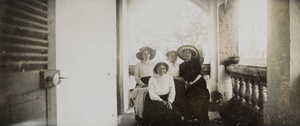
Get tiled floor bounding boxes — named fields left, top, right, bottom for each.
left=118, top=107, right=222, bottom=126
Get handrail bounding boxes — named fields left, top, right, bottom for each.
left=226, top=64, right=267, bottom=83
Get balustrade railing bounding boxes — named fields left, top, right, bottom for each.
left=224, top=64, right=267, bottom=126
left=226, top=64, right=267, bottom=112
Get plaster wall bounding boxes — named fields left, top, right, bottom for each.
left=218, top=0, right=239, bottom=65
left=265, top=0, right=300, bottom=125
left=266, top=0, right=290, bottom=124
left=289, top=0, right=300, bottom=123
left=56, top=0, right=118, bottom=125
left=217, top=0, right=240, bottom=100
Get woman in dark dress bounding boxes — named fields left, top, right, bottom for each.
left=177, top=45, right=210, bottom=125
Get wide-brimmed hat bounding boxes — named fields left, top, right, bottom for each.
left=165, top=50, right=177, bottom=57
left=177, top=45, right=199, bottom=60
left=136, top=46, right=156, bottom=60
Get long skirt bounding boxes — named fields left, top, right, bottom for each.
left=143, top=94, right=181, bottom=125
left=134, top=76, right=151, bottom=120
left=172, top=79, right=190, bottom=118
left=186, top=77, right=210, bottom=124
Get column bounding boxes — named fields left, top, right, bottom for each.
left=209, top=0, right=219, bottom=91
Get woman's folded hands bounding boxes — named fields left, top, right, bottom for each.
left=162, top=100, right=173, bottom=110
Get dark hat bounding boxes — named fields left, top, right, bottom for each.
left=177, top=45, right=199, bottom=60
left=136, top=46, right=156, bottom=60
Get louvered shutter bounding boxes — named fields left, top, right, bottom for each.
left=0, top=0, right=49, bottom=72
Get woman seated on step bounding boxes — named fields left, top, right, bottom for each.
left=130, top=46, right=156, bottom=121
left=177, top=45, right=210, bottom=125
left=165, top=50, right=190, bottom=119
left=143, top=62, right=181, bottom=125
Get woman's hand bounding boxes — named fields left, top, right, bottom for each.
left=162, top=100, right=173, bottom=110
left=162, top=100, right=168, bottom=106
left=139, top=82, right=145, bottom=87
left=184, top=81, right=191, bottom=88
left=166, top=102, right=173, bottom=110
left=174, top=76, right=184, bottom=81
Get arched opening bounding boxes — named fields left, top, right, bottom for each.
left=128, top=0, right=210, bottom=65
left=127, top=0, right=211, bottom=98
left=120, top=0, right=212, bottom=123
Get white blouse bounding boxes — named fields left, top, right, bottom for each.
left=148, top=74, right=175, bottom=103
left=134, top=60, right=155, bottom=84
left=166, top=61, right=179, bottom=77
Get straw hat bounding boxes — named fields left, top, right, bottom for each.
left=177, top=45, right=199, bottom=60
left=165, top=50, right=177, bottom=57
left=136, top=46, right=156, bottom=60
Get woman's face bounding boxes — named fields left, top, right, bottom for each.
left=184, top=50, right=192, bottom=61
left=142, top=50, right=150, bottom=61
left=156, top=65, right=167, bottom=76
left=168, top=52, right=177, bottom=62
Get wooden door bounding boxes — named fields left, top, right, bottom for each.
left=0, top=0, right=58, bottom=125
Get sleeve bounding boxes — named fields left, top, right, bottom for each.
left=193, top=60, right=203, bottom=76
left=134, top=63, right=141, bottom=84
left=167, top=76, right=176, bottom=103
left=148, top=77, right=163, bottom=101
left=179, top=63, right=184, bottom=78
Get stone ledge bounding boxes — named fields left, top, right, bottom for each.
left=225, top=64, right=267, bottom=83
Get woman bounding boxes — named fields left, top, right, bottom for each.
left=131, top=46, right=156, bottom=121
left=143, top=62, right=180, bottom=125
left=134, top=46, right=156, bottom=87
left=165, top=51, right=180, bottom=78
left=177, top=45, right=210, bottom=125
left=165, top=51, right=188, bottom=118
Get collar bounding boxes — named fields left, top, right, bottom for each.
left=142, top=60, right=152, bottom=65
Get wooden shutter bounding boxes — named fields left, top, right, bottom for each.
left=0, top=0, right=49, bottom=72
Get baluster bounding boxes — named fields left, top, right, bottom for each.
left=251, top=80, right=259, bottom=111
left=231, top=76, right=235, bottom=98
left=233, top=76, right=240, bottom=99
left=258, top=82, right=267, bottom=112
left=244, top=79, right=252, bottom=105
left=238, top=77, right=246, bottom=103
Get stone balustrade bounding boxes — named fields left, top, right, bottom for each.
left=223, top=64, right=267, bottom=126
left=226, top=64, right=267, bottom=112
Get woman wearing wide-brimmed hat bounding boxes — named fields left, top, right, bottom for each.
left=177, top=45, right=210, bottom=125
left=164, top=50, right=189, bottom=119
left=134, top=46, right=156, bottom=88
left=131, top=46, right=156, bottom=123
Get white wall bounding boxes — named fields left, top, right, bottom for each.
left=56, top=0, right=117, bottom=125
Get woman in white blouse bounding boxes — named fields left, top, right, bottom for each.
left=132, top=46, right=156, bottom=122
left=134, top=46, right=156, bottom=87
left=166, top=51, right=179, bottom=77
left=165, top=50, right=189, bottom=120
left=143, top=62, right=180, bottom=125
